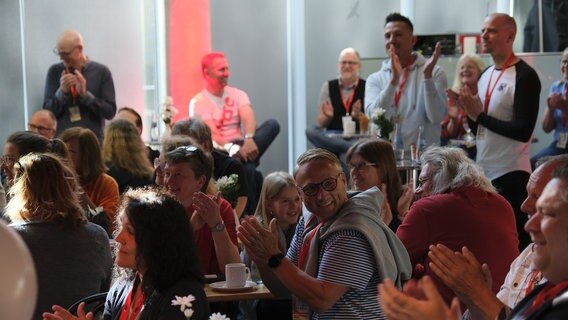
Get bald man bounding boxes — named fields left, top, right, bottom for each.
left=43, top=30, right=116, bottom=139
left=28, top=110, right=57, bottom=139
left=459, top=13, right=541, bottom=251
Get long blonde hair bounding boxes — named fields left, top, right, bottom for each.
left=5, top=153, right=85, bottom=225
left=103, top=120, right=153, bottom=178
left=254, top=171, right=297, bottom=227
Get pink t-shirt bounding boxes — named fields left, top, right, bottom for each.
left=189, top=86, right=251, bottom=144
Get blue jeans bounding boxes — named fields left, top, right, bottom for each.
left=305, top=125, right=354, bottom=176
left=531, top=141, right=568, bottom=169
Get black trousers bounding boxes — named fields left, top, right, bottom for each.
left=492, top=170, right=531, bottom=251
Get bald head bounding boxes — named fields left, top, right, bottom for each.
left=55, top=30, right=86, bottom=69
left=521, top=155, right=568, bottom=215
left=28, top=110, right=57, bottom=139
left=57, top=30, right=83, bottom=50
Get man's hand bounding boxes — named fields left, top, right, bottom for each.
left=351, top=99, right=362, bottom=118
left=237, top=216, right=281, bottom=262
left=192, top=191, right=222, bottom=229
left=74, top=69, right=87, bottom=96
left=239, top=138, right=259, bottom=162
left=321, top=100, right=334, bottom=119
left=389, top=44, right=402, bottom=86
left=459, top=85, right=483, bottom=121
left=428, top=244, right=492, bottom=302
left=59, top=71, right=78, bottom=94
left=379, top=277, right=461, bottom=320
left=424, top=42, right=442, bottom=79
left=42, top=303, right=93, bottom=320
left=548, top=92, right=568, bottom=111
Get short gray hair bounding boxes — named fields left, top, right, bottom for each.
left=421, top=146, right=494, bottom=195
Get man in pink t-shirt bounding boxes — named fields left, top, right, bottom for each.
left=189, top=52, right=279, bottom=164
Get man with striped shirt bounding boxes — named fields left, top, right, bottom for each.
left=239, top=148, right=411, bottom=319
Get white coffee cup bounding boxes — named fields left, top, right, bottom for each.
left=225, top=263, right=250, bottom=288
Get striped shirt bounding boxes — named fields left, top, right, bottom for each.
left=288, top=216, right=384, bottom=319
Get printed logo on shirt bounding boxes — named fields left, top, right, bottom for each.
left=497, top=83, right=507, bottom=91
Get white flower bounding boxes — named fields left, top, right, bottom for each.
left=171, top=294, right=196, bottom=312
left=372, top=108, right=387, bottom=120
left=209, top=312, right=231, bottom=320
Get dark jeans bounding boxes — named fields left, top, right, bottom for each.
left=492, top=170, right=531, bottom=251
left=530, top=141, right=568, bottom=169
left=233, top=119, right=280, bottom=216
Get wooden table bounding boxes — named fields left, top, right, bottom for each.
left=205, top=283, right=274, bottom=302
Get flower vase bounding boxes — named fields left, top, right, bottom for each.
left=378, top=127, right=390, bottom=141
left=369, top=123, right=378, bottom=137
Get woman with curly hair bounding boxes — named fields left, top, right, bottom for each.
left=60, top=127, right=120, bottom=233
left=7, top=153, right=112, bottom=320
left=103, top=119, right=154, bottom=193
left=44, top=187, right=208, bottom=320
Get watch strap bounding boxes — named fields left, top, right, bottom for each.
left=268, top=252, right=285, bottom=268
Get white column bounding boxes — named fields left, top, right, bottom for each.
left=496, top=0, right=511, bottom=14
left=400, top=0, right=415, bottom=23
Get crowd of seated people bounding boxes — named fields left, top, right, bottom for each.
left=5, top=8, right=568, bottom=320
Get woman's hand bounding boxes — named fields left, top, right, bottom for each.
left=42, top=302, right=93, bottom=320
left=192, top=192, right=222, bottom=229
left=397, top=183, right=415, bottom=221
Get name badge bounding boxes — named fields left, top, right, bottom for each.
left=557, top=132, right=568, bottom=149
left=477, top=126, right=486, bottom=141
left=69, top=106, right=82, bottom=122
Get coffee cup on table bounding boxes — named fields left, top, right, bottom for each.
left=225, top=263, right=250, bottom=288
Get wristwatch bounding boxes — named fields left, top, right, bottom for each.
left=268, top=252, right=285, bottom=269
left=244, top=133, right=255, bottom=139
left=210, top=221, right=225, bottom=232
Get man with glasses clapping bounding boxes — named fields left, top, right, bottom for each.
left=238, top=148, right=411, bottom=319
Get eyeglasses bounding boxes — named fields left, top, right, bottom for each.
left=417, top=177, right=430, bottom=189
left=175, top=145, right=200, bottom=154
left=347, top=162, right=376, bottom=172
left=339, top=61, right=359, bottom=66
left=169, top=145, right=207, bottom=166
left=299, top=173, right=342, bottom=197
left=52, top=46, right=78, bottom=57
left=28, top=123, right=54, bottom=134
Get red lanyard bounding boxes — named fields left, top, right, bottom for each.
left=339, top=80, right=358, bottom=115
left=66, top=67, right=78, bottom=105
left=120, top=274, right=146, bottom=320
left=394, top=58, right=414, bottom=110
left=527, top=280, right=568, bottom=315
left=483, top=54, right=515, bottom=113
left=524, top=270, right=542, bottom=296
left=297, top=216, right=322, bottom=269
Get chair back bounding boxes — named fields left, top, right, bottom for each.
left=68, top=292, right=108, bottom=318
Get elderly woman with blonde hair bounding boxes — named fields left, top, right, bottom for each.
left=396, top=146, right=519, bottom=306
left=6, top=153, right=112, bottom=320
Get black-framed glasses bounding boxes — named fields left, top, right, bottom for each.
left=299, top=173, right=342, bottom=197
left=170, top=145, right=207, bottom=165
left=347, top=162, right=376, bottom=172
